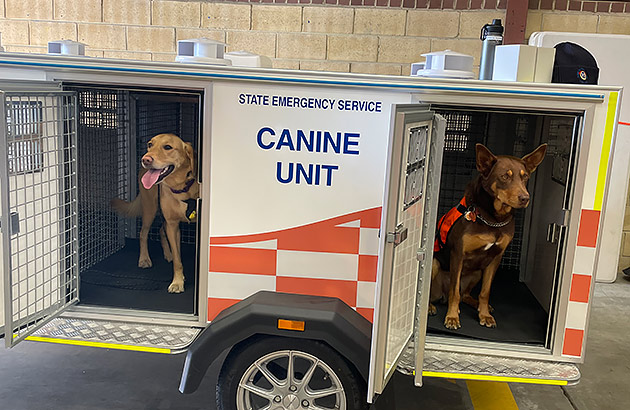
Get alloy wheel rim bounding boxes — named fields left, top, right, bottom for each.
left=236, top=349, right=346, bottom=410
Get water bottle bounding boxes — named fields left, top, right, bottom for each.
left=479, top=19, right=504, bottom=80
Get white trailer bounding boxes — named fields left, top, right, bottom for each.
left=0, top=51, right=622, bottom=409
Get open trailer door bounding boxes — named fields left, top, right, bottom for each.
left=367, top=104, right=445, bottom=401
left=0, top=83, right=79, bottom=347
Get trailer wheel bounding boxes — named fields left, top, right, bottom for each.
left=216, top=336, right=367, bottom=410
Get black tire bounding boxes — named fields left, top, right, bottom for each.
left=216, top=336, right=368, bottom=410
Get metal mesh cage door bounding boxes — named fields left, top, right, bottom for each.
left=0, top=91, right=79, bottom=347
left=368, top=106, right=444, bottom=401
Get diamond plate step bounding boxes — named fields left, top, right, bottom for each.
left=423, top=350, right=580, bottom=384
left=28, top=318, right=202, bottom=354
left=398, top=341, right=580, bottom=385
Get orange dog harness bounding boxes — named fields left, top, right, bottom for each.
left=434, top=197, right=469, bottom=252
left=434, top=196, right=514, bottom=252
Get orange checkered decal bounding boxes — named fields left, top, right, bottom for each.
left=563, top=209, right=600, bottom=357
left=207, top=208, right=381, bottom=323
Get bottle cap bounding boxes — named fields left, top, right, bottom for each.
left=481, top=19, right=504, bottom=40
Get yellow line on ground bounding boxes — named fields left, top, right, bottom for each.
left=466, top=380, right=519, bottom=410
left=25, top=336, right=171, bottom=354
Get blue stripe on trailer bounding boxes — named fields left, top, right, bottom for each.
left=0, top=59, right=605, bottom=100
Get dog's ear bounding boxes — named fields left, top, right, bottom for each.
left=184, top=142, right=196, bottom=177
left=476, top=144, right=497, bottom=177
left=522, top=143, right=547, bottom=173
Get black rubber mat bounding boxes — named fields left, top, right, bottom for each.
left=79, top=238, right=196, bottom=314
left=427, top=271, right=548, bottom=345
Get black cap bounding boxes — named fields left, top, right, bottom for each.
left=481, top=19, right=504, bottom=40
left=487, top=19, right=503, bottom=34
left=552, top=42, right=599, bottom=85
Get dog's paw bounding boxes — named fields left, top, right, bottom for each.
left=444, top=316, right=461, bottom=330
left=168, top=281, right=185, bottom=293
left=479, top=314, right=497, bottom=328
left=428, top=303, right=437, bottom=316
left=138, top=257, right=152, bottom=268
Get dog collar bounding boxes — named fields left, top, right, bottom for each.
left=464, top=205, right=512, bottom=228
left=170, top=179, right=195, bottom=194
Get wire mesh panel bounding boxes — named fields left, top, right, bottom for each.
left=370, top=107, right=439, bottom=399
left=434, top=109, right=487, bottom=224
left=135, top=96, right=199, bottom=245
left=1, top=91, right=78, bottom=346
left=67, top=87, right=129, bottom=273
left=385, top=124, right=429, bottom=371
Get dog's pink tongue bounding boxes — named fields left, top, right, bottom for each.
left=142, top=169, right=161, bottom=189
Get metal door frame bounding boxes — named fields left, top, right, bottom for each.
left=414, top=114, right=446, bottom=386
left=47, top=73, right=210, bottom=327
left=415, top=93, right=601, bottom=363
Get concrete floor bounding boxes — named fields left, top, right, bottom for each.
left=0, top=274, right=628, bottom=409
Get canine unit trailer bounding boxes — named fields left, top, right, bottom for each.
left=0, top=51, right=623, bottom=408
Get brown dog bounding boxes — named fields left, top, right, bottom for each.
left=111, top=133, right=199, bottom=293
left=429, top=143, right=547, bottom=329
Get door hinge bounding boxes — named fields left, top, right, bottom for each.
left=386, top=224, right=408, bottom=246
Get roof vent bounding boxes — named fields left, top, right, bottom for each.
left=176, top=38, right=231, bottom=66
left=225, top=51, right=272, bottom=68
left=48, top=40, right=86, bottom=56
left=412, top=49, right=474, bottom=79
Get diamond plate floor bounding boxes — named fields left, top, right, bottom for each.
left=398, top=340, right=579, bottom=384
left=423, top=350, right=580, bottom=382
left=31, top=317, right=201, bottom=352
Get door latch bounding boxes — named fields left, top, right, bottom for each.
left=547, top=223, right=563, bottom=244
left=386, top=224, right=408, bottom=246
left=0, top=212, right=19, bottom=236
left=416, top=249, right=425, bottom=262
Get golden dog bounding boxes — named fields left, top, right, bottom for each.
left=111, top=133, right=199, bottom=293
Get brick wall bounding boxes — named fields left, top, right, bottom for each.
left=1, top=1, right=629, bottom=73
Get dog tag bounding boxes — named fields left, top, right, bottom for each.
left=464, top=210, right=476, bottom=222
left=185, top=199, right=197, bottom=221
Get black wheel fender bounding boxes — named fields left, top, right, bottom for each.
left=179, top=291, right=372, bottom=394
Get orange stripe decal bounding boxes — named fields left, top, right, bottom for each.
left=358, top=255, right=378, bottom=282
left=277, top=223, right=360, bottom=254
left=208, top=297, right=241, bottom=321
left=576, top=209, right=600, bottom=248
left=356, top=307, right=374, bottom=323
left=209, top=246, right=277, bottom=275
left=360, top=208, right=382, bottom=228
left=276, top=277, right=357, bottom=307
left=563, top=328, right=584, bottom=357
left=569, top=273, right=592, bottom=304
left=210, top=207, right=381, bottom=248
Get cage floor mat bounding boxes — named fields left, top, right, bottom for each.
left=79, top=239, right=196, bottom=314
left=427, top=275, right=548, bottom=345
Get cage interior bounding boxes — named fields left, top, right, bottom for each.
left=427, top=107, right=578, bottom=347
left=68, top=85, right=201, bottom=315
